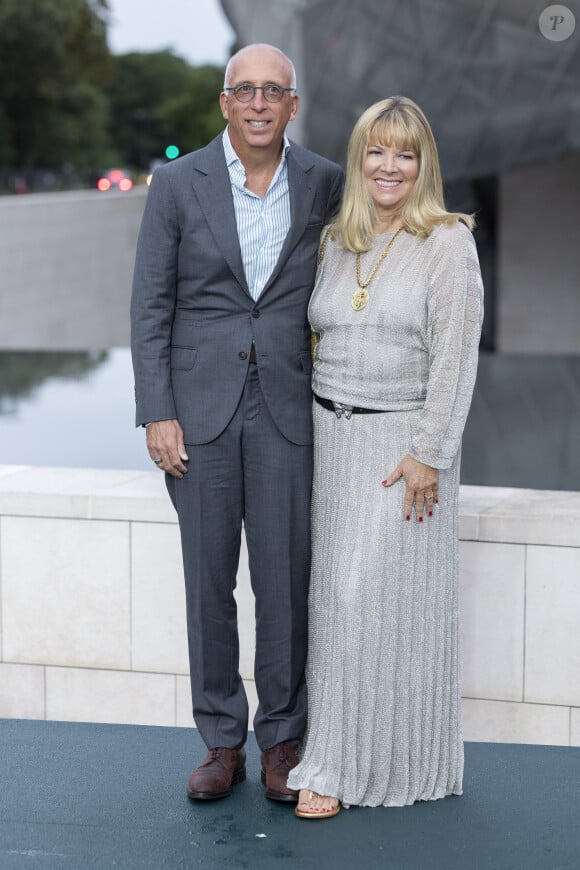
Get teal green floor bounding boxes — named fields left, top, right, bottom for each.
left=1, top=719, right=579, bottom=869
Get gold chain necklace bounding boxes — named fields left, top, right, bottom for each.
left=352, top=227, right=404, bottom=311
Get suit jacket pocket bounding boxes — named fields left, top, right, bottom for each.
left=170, top=346, right=198, bottom=371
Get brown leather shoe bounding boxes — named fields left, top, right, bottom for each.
left=260, top=742, right=299, bottom=802
left=187, top=747, right=246, bottom=800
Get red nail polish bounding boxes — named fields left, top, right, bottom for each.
left=418, top=516, right=423, bottom=522
left=435, top=498, right=439, bottom=504
left=429, top=511, right=433, bottom=517
left=405, top=515, right=411, bottom=521
left=382, top=480, right=389, bottom=486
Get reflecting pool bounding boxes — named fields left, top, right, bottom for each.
left=0, top=349, right=149, bottom=471
left=462, top=353, right=580, bottom=491
left=1, top=350, right=579, bottom=489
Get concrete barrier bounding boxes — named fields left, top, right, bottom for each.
left=3, top=155, right=580, bottom=355
left=0, top=188, right=147, bottom=349
left=0, top=465, right=578, bottom=746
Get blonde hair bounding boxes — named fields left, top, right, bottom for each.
left=333, top=96, right=474, bottom=252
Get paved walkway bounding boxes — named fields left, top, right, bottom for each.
left=1, top=719, right=579, bottom=869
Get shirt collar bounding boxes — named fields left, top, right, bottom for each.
left=222, top=127, right=291, bottom=168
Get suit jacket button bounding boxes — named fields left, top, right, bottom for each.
left=239, top=351, right=248, bottom=360
left=252, top=310, right=260, bottom=318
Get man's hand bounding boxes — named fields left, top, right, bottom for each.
left=146, top=419, right=189, bottom=478
left=382, top=454, right=438, bottom=521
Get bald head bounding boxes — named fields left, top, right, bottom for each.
left=224, top=44, right=297, bottom=91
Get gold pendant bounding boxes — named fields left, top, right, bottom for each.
left=352, top=288, right=369, bottom=311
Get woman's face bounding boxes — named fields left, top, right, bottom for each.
left=363, top=141, right=419, bottom=221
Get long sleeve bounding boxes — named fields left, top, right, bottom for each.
left=409, top=223, right=483, bottom=469
left=130, top=167, right=181, bottom=427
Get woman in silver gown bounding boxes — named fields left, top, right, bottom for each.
left=288, top=97, right=483, bottom=818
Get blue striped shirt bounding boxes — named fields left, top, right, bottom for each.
left=223, top=128, right=291, bottom=301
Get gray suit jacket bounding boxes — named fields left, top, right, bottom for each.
left=131, top=134, right=343, bottom=445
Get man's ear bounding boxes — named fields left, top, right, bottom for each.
left=289, top=94, right=299, bottom=122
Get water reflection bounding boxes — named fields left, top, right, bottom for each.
left=0, top=349, right=148, bottom=471
left=462, top=354, right=580, bottom=491
left=0, top=350, right=579, bottom=489
left=0, top=351, right=107, bottom=414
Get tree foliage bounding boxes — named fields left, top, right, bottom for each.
left=0, top=0, right=226, bottom=179
left=0, top=0, right=112, bottom=169
left=107, top=51, right=191, bottom=169
left=107, top=53, right=225, bottom=169
left=162, top=65, right=226, bottom=155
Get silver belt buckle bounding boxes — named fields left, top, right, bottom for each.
left=332, top=402, right=353, bottom=420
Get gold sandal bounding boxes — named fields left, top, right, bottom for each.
left=294, top=790, right=341, bottom=820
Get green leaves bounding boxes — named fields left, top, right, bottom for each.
left=0, top=1, right=226, bottom=180
left=107, top=53, right=225, bottom=170
left=0, top=0, right=111, bottom=170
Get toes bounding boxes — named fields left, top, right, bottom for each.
left=314, top=795, right=338, bottom=814
left=297, top=790, right=339, bottom=816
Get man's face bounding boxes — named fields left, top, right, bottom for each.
left=220, top=47, right=299, bottom=155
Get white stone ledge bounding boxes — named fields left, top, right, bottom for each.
left=1, top=466, right=579, bottom=744
left=0, top=466, right=177, bottom=523
left=1, top=468, right=579, bottom=546
left=571, top=709, right=580, bottom=746
left=459, top=485, right=580, bottom=546
left=462, top=694, right=575, bottom=709
left=461, top=697, right=573, bottom=746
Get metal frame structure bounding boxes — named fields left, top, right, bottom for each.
left=220, top=0, right=580, bottom=179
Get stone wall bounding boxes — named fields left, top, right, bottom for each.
left=0, top=189, right=146, bottom=349
left=0, top=466, right=578, bottom=745
left=497, top=152, right=580, bottom=354
left=3, top=153, right=580, bottom=354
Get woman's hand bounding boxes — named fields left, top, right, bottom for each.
left=382, top=455, right=438, bottom=521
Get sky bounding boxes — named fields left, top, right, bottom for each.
left=106, top=0, right=235, bottom=66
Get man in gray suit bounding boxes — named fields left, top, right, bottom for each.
left=131, top=44, right=343, bottom=802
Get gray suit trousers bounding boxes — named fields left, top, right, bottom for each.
left=166, top=364, right=312, bottom=751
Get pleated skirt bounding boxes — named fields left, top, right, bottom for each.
left=287, top=401, right=464, bottom=807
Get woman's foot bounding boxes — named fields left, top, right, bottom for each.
left=295, top=789, right=341, bottom=819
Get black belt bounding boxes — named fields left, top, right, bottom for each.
left=314, top=394, right=387, bottom=419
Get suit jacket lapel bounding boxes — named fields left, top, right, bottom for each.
left=260, top=145, right=316, bottom=297
left=191, top=138, right=250, bottom=297
left=191, top=137, right=316, bottom=301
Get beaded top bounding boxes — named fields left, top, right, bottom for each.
left=309, top=221, right=484, bottom=469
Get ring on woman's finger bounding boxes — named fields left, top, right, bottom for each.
left=152, top=458, right=163, bottom=465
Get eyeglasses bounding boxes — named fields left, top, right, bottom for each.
left=224, top=84, right=295, bottom=103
